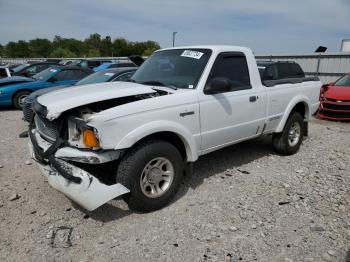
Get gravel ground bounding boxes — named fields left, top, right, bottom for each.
left=0, top=109, right=349, bottom=262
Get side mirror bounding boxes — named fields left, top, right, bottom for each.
left=204, top=77, right=231, bottom=94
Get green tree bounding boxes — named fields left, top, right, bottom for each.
left=85, top=33, right=101, bottom=51
left=3, top=34, right=161, bottom=58
left=49, top=47, right=77, bottom=58
left=143, top=47, right=156, bottom=56
left=52, top=36, right=87, bottom=57
left=100, top=36, right=112, bottom=56
left=28, top=38, right=52, bottom=57
left=0, top=44, right=3, bottom=57
left=6, top=40, right=31, bottom=57
left=86, top=49, right=101, bottom=57
left=112, top=38, right=129, bottom=56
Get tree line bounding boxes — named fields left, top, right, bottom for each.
left=0, top=33, right=161, bottom=58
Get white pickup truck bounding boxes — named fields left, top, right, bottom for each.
left=29, top=46, right=321, bottom=212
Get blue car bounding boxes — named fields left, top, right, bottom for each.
left=22, top=67, right=137, bottom=122
left=0, top=65, right=92, bottom=109
left=93, top=62, right=137, bottom=72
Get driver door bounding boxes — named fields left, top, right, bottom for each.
left=199, top=52, right=266, bottom=152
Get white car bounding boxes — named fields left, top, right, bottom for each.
left=29, top=46, right=321, bottom=212
left=0, top=66, right=11, bottom=78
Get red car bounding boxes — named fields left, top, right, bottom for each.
left=318, top=73, right=350, bottom=121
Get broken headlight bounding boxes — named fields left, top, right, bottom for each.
left=68, top=116, right=100, bottom=150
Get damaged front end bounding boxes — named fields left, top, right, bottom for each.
left=29, top=82, right=174, bottom=211
left=28, top=107, right=129, bottom=211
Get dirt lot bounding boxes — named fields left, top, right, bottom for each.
left=0, top=109, right=349, bottom=262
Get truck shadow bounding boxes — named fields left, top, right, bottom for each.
left=72, top=200, right=133, bottom=223
left=173, top=135, right=276, bottom=202
left=0, top=106, right=18, bottom=112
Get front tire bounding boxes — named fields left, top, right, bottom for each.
left=272, top=112, right=305, bottom=155
left=116, top=140, right=184, bottom=212
left=13, top=90, right=31, bottom=110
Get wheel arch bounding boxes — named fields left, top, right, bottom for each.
left=276, top=97, right=310, bottom=133
left=115, top=121, right=199, bottom=162
left=12, top=89, right=33, bottom=105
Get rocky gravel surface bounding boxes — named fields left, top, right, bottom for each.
left=0, top=109, right=349, bottom=262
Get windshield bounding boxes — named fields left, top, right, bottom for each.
left=131, top=48, right=212, bottom=89
left=76, top=69, right=115, bottom=85
left=335, top=74, right=350, bottom=86
left=32, top=67, right=59, bottom=81
left=12, top=64, right=29, bottom=73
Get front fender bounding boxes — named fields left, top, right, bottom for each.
left=275, top=95, right=310, bottom=133
left=115, top=120, right=199, bottom=162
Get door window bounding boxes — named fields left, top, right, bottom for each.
left=54, top=70, right=88, bottom=81
left=208, top=52, right=251, bottom=91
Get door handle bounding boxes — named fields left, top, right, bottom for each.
left=249, top=96, right=258, bottom=102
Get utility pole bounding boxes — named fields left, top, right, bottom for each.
left=172, top=32, right=177, bottom=47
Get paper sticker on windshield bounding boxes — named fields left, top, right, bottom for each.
left=181, top=50, right=204, bottom=59
left=50, top=69, right=57, bottom=72
left=104, top=73, right=114, bottom=76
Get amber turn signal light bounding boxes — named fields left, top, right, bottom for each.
left=83, top=129, right=100, bottom=148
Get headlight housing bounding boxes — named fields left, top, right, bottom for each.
left=83, top=129, right=100, bottom=149
left=68, top=116, right=100, bottom=150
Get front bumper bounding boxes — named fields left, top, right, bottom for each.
left=29, top=128, right=129, bottom=211
left=318, top=100, right=350, bottom=121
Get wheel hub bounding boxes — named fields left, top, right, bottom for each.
left=140, top=157, right=174, bottom=198
left=288, top=122, right=301, bottom=147
left=147, top=168, right=162, bottom=184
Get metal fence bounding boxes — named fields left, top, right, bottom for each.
left=256, top=52, right=350, bottom=84
left=0, top=57, right=133, bottom=65
left=2, top=53, right=350, bottom=84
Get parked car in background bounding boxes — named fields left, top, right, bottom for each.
left=7, top=63, right=22, bottom=70
left=22, top=67, right=137, bottom=122
left=75, top=59, right=113, bottom=69
left=59, top=59, right=76, bottom=66
left=0, top=66, right=92, bottom=109
left=28, top=45, right=321, bottom=212
left=0, top=66, right=11, bottom=78
left=318, top=72, right=350, bottom=121
left=93, top=56, right=144, bottom=71
left=257, top=61, right=305, bottom=84
left=11, top=62, right=59, bottom=78
left=93, top=62, right=137, bottom=72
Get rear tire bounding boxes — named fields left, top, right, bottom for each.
left=116, top=139, right=184, bottom=212
left=13, top=90, right=31, bottom=110
left=272, top=112, right=305, bottom=155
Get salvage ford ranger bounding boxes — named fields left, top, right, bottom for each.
left=29, top=46, right=321, bottom=212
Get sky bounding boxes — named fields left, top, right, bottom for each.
left=0, top=0, right=349, bottom=54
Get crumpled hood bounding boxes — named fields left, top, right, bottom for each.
left=324, top=85, right=350, bottom=101
left=37, top=81, right=156, bottom=120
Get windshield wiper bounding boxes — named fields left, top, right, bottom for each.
left=140, top=80, right=177, bottom=90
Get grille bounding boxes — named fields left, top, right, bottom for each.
left=323, top=103, right=350, bottom=111
left=35, top=115, right=59, bottom=142
left=326, top=98, right=350, bottom=103
left=22, top=97, right=34, bottom=122
left=321, top=110, right=350, bottom=119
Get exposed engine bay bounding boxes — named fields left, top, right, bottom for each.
left=68, top=88, right=171, bottom=120
left=63, top=88, right=172, bottom=149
